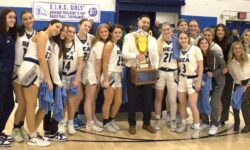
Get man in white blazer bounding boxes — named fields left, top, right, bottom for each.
left=122, top=15, right=159, bottom=135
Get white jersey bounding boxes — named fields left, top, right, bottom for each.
left=75, top=33, right=94, bottom=62
left=82, top=41, right=104, bottom=84
left=190, top=34, right=201, bottom=46
left=178, top=45, right=203, bottom=76
left=159, top=41, right=178, bottom=69
left=62, top=41, right=83, bottom=75
left=24, top=37, right=51, bottom=61
left=15, top=30, right=35, bottom=65
left=48, top=42, right=63, bottom=86
left=108, top=43, right=123, bottom=73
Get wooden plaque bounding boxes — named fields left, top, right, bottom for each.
left=129, top=67, right=157, bottom=85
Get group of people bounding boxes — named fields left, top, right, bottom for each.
left=0, top=8, right=250, bottom=147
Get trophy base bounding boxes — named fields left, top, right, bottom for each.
left=130, top=67, right=157, bottom=85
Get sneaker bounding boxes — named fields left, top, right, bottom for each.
left=161, top=110, right=167, bottom=120
left=67, top=122, right=76, bottom=135
left=165, top=113, right=171, bottom=126
left=0, top=133, right=13, bottom=142
left=176, top=124, right=187, bottom=133
left=86, top=122, right=103, bottom=132
left=58, top=120, right=66, bottom=134
left=208, top=125, right=218, bottom=135
left=47, top=132, right=67, bottom=142
left=27, top=136, right=50, bottom=147
left=73, top=117, right=80, bottom=129
left=94, top=118, right=103, bottom=127
left=191, top=129, right=200, bottom=139
left=170, top=121, right=177, bottom=132
left=20, top=127, right=29, bottom=140
left=0, top=139, right=11, bottom=147
left=190, top=123, right=195, bottom=129
left=12, top=128, right=23, bottom=142
left=154, top=120, right=161, bottom=131
left=110, top=120, right=120, bottom=130
left=200, top=123, right=209, bottom=131
left=104, top=123, right=117, bottom=133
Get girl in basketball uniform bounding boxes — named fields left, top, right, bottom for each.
left=74, top=19, right=97, bottom=127
left=154, top=22, right=178, bottom=131
left=11, top=11, right=34, bottom=142
left=18, top=19, right=62, bottom=147
left=176, top=32, right=203, bottom=139
left=0, top=8, right=17, bottom=147
left=43, top=24, right=68, bottom=141
left=61, top=25, right=83, bottom=135
left=241, top=30, right=250, bottom=53
left=188, top=19, right=201, bottom=46
left=228, top=41, right=250, bottom=133
left=101, top=24, right=123, bottom=132
left=197, top=37, right=226, bottom=135
left=214, top=24, right=232, bottom=126
left=82, top=23, right=109, bottom=132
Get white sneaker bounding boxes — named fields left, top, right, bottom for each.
left=191, top=129, right=200, bottom=139
left=200, top=123, right=209, bottom=131
left=12, top=128, right=23, bottom=142
left=110, top=120, right=120, bottom=130
left=58, top=120, right=66, bottom=134
left=94, top=118, right=103, bottom=127
left=67, top=122, right=76, bottom=135
left=20, top=127, right=29, bottom=140
left=154, top=120, right=161, bottom=130
left=176, top=124, right=187, bottom=133
left=86, top=122, right=103, bottom=132
left=27, top=136, right=50, bottom=147
left=190, top=123, right=195, bottom=129
left=208, top=125, right=218, bottom=135
left=162, top=111, right=167, bottom=120
left=104, top=123, right=117, bottom=133
left=170, top=121, right=177, bottom=132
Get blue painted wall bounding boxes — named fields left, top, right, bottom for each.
left=181, top=15, right=217, bottom=30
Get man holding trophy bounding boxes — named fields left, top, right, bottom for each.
left=122, top=15, right=159, bottom=135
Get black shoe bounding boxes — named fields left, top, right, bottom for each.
left=49, top=132, right=67, bottom=142
left=0, top=139, right=11, bottom=147
left=221, top=121, right=225, bottom=126
left=0, top=133, right=13, bottom=142
left=241, top=126, right=250, bottom=133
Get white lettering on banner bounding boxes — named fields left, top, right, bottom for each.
left=33, top=2, right=100, bottom=22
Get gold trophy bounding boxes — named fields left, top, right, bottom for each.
left=130, top=30, right=157, bottom=85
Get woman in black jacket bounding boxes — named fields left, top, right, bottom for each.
left=0, top=8, right=17, bottom=147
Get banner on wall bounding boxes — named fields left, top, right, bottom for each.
left=33, top=2, right=100, bottom=22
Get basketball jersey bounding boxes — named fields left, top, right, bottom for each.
left=178, top=45, right=203, bottom=76
left=62, top=41, right=83, bottom=75
left=190, top=34, right=201, bottom=46
left=24, top=35, right=51, bottom=61
left=108, top=43, right=123, bottom=73
left=75, top=33, right=94, bottom=62
left=15, top=30, right=35, bottom=65
left=159, top=41, right=178, bottom=69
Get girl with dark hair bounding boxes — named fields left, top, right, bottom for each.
left=60, top=25, right=83, bottom=135
left=101, top=24, right=123, bottom=132
left=11, top=10, right=34, bottom=142
left=214, top=23, right=233, bottom=126
left=43, top=24, right=68, bottom=141
left=18, top=19, right=62, bottom=146
left=82, top=23, right=110, bottom=132
left=176, top=32, right=203, bottom=139
left=197, top=37, right=226, bottom=135
left=0, top=8, right=17, bottom=147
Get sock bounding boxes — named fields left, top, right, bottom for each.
left=68, top=120, right=73, bottom=124
left=182, top=119, right=187, bottom=126
left=13, top=123, right=19, bottom=129
left=194, top=123, right=200, bottom=130
left=155, top=115, right=161, bottom=120
left=29, top=132, right=37, bottom=138
left=19, top=121, right=24, bottom=128
left=109, top=116, right=114, bottom=122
